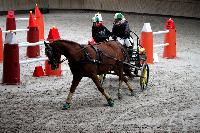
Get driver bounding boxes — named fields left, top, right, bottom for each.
left=112, top=13, right=134, bottom=58
left=92, top=13, right=111, bottom=43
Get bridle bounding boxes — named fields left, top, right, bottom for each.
left=59, top=58, right=67, bottom=63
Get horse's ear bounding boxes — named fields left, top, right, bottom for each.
left=44, top=41, right=50, bottom=48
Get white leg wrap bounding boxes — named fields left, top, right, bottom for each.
left=126, top=82, right=133, bottom=91
left=118, top=81, right=122, bottom=94
left=66, top=92, right=74, bottom=103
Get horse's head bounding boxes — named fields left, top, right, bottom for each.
left=45, top=41, right=61, bottom=70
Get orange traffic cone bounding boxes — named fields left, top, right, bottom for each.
left=47, top=27, right=60, bottom=42
left=28, top=11, right=37, bottom=27
left=140, top=23, right=153, bottom=64
left=163, top=18, right=176, bottom=59
left=45, top=62, right=62, bottom=76
left=165, top=18, right=175, bottom=29
left=33, top=66, right=45, bottom=77
left=0, top=28, right=3, bottom=63
left=35, top=4, right=44, bottom=40
left=45, top=27, right=62, bottom=76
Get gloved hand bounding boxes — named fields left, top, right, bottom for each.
left=112, top=35, right=117, bottom=40
left=123, top=31, right=129, bottom=39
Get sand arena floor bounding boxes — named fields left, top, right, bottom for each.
left=0, top=11, right=200, bottom=132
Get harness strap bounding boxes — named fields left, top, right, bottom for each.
left=121, top=46, right=129, bottom=62
left=79, top=45, right=102, bottom=64
left=91, top=45, right=102, bottom=64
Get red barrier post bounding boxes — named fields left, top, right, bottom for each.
left=2, top=32, right=20, bottom=84
left=26, top=11, right=40, bottom=58
left=140, top=23, right=153, bottom=64
left=0, top=28, right=3, bottom=63
left=163, top=18, right=176, bottom=59
left=6, top=11, right=16, bottom=31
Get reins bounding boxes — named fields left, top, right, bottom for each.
left=57, top=44, right=93, bottom=64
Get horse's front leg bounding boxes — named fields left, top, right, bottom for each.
left=91, top=74, right=114, bottom=107
left=122, top=76, right=135, bottom=96
left=98, top=74, right=106, bottom=85
left=63, top=76, right=82, bottom=110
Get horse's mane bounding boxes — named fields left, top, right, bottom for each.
left=64, top=39, right=80, bottom=45
left=53, top=39, right=81, bottom=46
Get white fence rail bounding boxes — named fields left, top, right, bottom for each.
left=19, top=57, right=48, bottom=64
left=15, top=18, right=29, bottom=21
left=153, top=30, right=169, bottom=35
left=154, top=43, right=169, bottom=48
left=2, top=28, right=29, bottom=33
left=19, top=41, right=49, bottom=47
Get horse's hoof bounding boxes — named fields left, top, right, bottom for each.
left=131, top=91, right=139, bottom=99
left=62, top=102, right=71, bottom=110
left=130, top=91, right=136, bottom=96
left=118, top=93, right=122, bottom=100
left=107, top=98, right=114, bottom=107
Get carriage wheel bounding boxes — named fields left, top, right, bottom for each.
left=140, top=63, right=149, bottom=91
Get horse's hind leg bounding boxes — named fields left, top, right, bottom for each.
left=118, top=80, right=123, bottom=99
left=115, top=61, right=124, bottom=100
left=63, top=76, right=82, bottom=110
left=115, top=62, right=134, bottom=98
left=91, top=75, right=114, bottom=107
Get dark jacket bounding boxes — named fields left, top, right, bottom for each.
left=92, top=24, right=111, bottom=43
left=112, top=20, right=131, bottom=39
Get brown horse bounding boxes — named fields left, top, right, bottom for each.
left=45, top=40, right=134, bottom=110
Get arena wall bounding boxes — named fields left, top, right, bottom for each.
left=0, top=0, right=199, bottom=18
